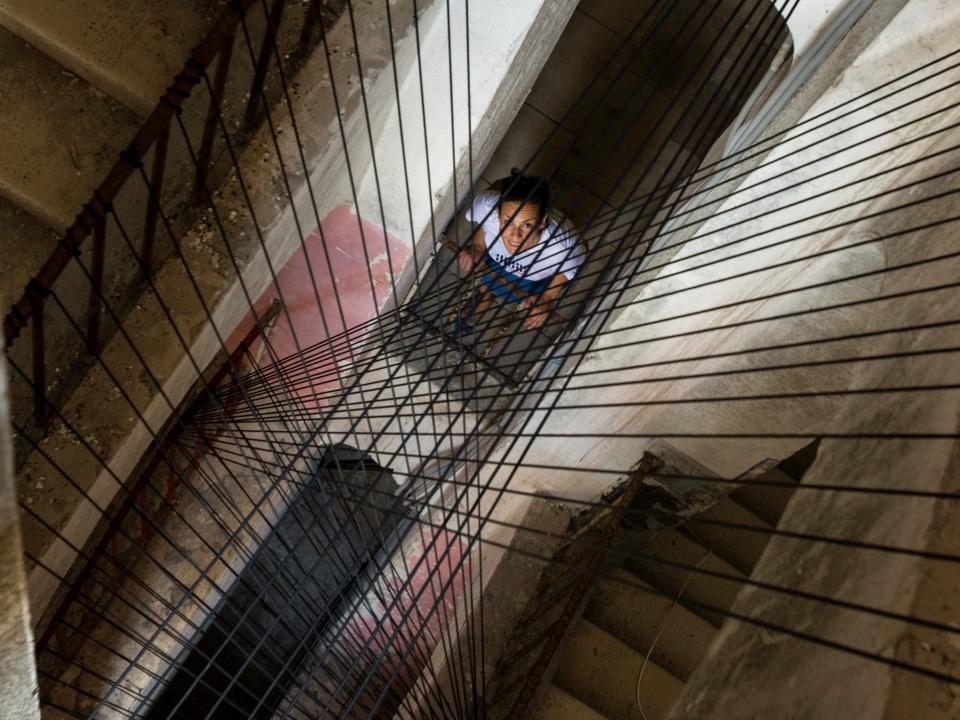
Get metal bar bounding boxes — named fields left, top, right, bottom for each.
left=499, top=615, right=565, bottom=669
left=295, top=0, right=324, bottom=57
left=505, top=458, right=657, bottom=718
left=33, top=299, right=281, bottom=659
left=193, top=31, right=235, bottom=202
left=33, top=435, right=172, bottom=660
left=28, top=281, right=46, bottom=425
left=2, top=0, right=258, bottom=349
left=438, top=232, right=569, bottom=331
left=404, top=306, right=518, bottom=387
left=86, top=214, right=106, bottom=351
left=142, top=123, right=170, bottom=273
left=243, top=0, right=285, bottom=132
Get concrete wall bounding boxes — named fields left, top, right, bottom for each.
left=0, top=339, right=41, bottom=720
left=18, top=0, right=579, bottom=713
left=667, top=2, right=960, bottom=713
left=472, top=0, right=955, bottom=488
left=649, top=0, right=960, bottom=716
left=785, top=0, right=857, bottom=60
left=19, top=0, right=960, bottom=713
left=435, top=0, right=960, bottom=714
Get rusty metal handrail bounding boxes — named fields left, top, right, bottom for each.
left=490, top=455, right=661, bottom=719
left=2, top=0, right=324, bottom=425
left=33, top=299, right=283, bottom=691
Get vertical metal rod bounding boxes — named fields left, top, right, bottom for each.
left=506, top=466, right=650, bottom=718
left=143, top=123, right=170, bottom=272
left=28, top=283, right=46, bottom=426
left=86, top=216, right=106, bottom=352
left=295, top=0, right=323, bottom=57
left=194, top=34, right=235, bottom=202
left=243, top=0, right=285, bottom=132
left=32, top=304, right=281, bottom=673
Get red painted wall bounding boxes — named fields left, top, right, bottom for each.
left=226, top=204, right=411, bottom=406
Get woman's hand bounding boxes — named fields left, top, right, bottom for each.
left=520, top=294, right=552, bottom=330
left=458, top=248, right=479, bottom=274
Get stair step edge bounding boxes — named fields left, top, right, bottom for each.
left=0, top=2, right=212, bottom=117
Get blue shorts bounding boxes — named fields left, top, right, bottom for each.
left=479, top=251, right=551, bottom=304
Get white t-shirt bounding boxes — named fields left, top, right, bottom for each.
left=464, top=190, right=585, bottom=282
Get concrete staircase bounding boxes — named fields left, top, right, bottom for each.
left=531, top=448, right=813, bottom=720
left=0, top=0, right=223, bottom=308
left=0, top=0, right=228, bottom=466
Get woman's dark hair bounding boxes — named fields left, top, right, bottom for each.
left=499, top=173, right=550, bottom=224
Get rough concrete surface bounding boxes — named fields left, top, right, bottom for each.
left=0, top=0, right=225, bottom=117
left=663, top=0, right=960, bottom=717
left=10, top=0, right=580, bottom=714
left=533, top=684, right=608, bottom=720
left=0, top=338, right=40, bottom=720
left=0, top=24, right=140, bottom=230
left=554, top=618, right=683, bottom=720
left=0, top=194, right=58, bottom=312
left=6, top=0, right=959, bottom=714
left=587, top=567, right=717, bottom=681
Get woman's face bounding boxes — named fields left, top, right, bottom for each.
left=498, top=201, right=544, bottom=255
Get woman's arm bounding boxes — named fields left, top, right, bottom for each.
left=458, top=225, right=487, bottom=273
left=520, top=272, right=568, bottom=329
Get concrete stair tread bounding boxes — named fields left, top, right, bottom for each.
left=585, top=567, right=717, bottom=681
left=0, top=195, right=59, bottom=310
left=533, top=685, right=611, bottom=720
left=778, top=441, right=820, bottom=481
left=686, top=496, right=772, bottom=575
left=623, top=527, right=747, bottom=628
left=0, top=24, right=140, bottom=230
left=0, top=0, right=224, bottom=117
left=731, top=466, right=799, bottom=527
left=555, top=618, right=684, bottom=720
